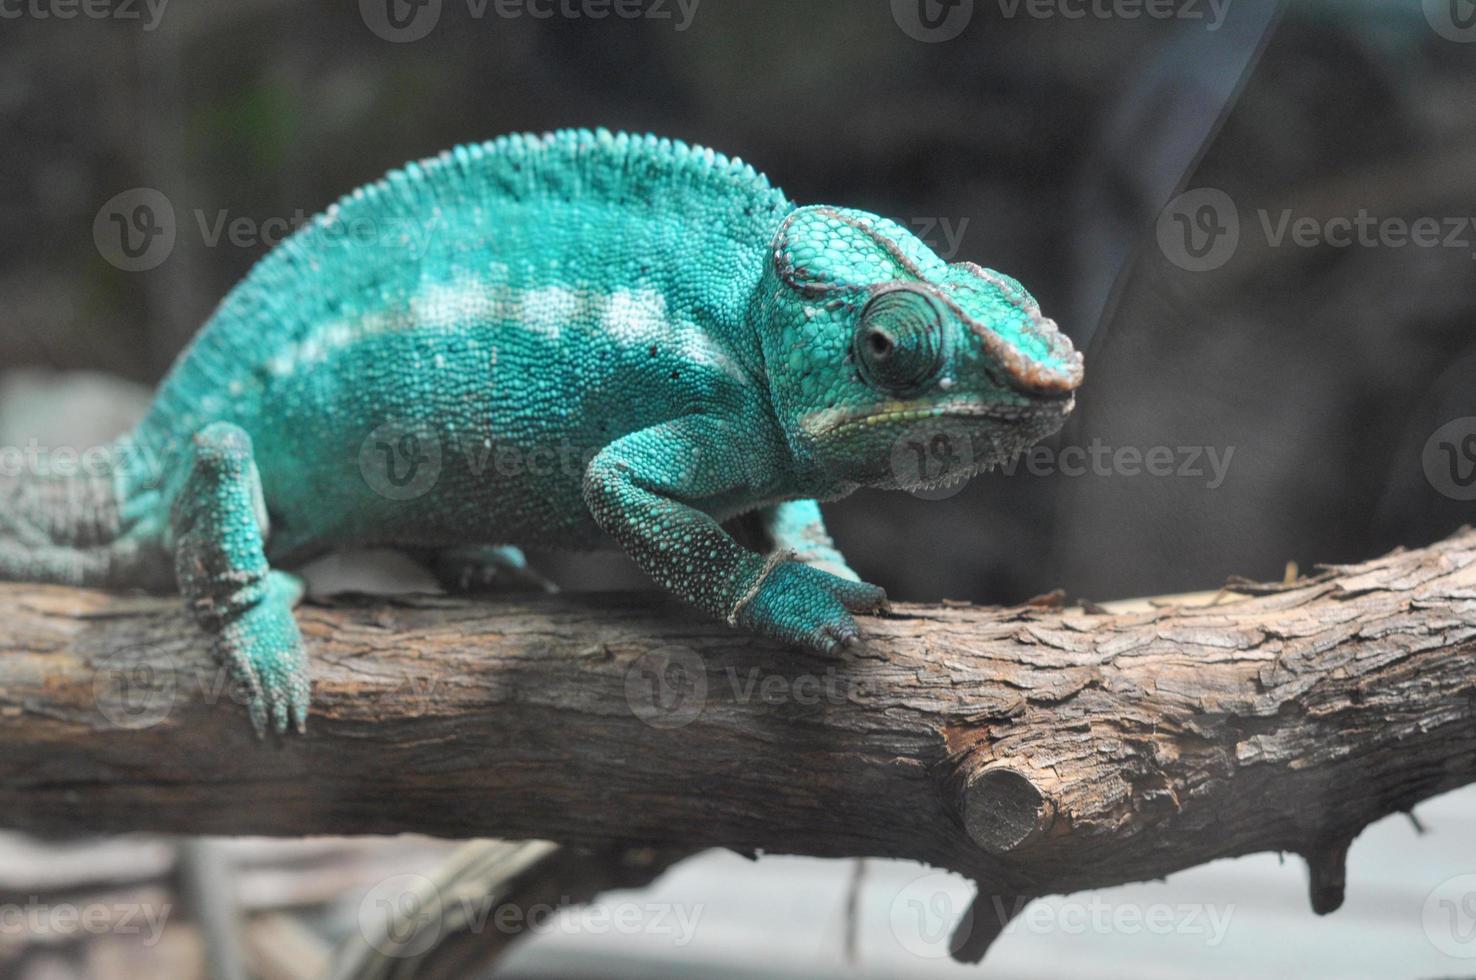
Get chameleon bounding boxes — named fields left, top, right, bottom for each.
left=0, top=129, right=1083, bottom=736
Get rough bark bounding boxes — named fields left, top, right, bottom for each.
left=2, top=531, right=1475, bottom=961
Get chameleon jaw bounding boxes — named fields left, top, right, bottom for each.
left=803, top=396, right=1075, bottom=440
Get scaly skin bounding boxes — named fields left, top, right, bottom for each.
left=0, top=129, right=1083, bottom=735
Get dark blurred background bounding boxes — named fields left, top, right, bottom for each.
left=4, top=1, right=1476, bottom=976
left=5, top=0, right=1475, bottom=608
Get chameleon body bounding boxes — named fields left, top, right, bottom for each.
left=0, top=130, right=1082, bottom=734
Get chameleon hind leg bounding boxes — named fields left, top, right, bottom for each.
left=169, top=421, right=309, bottom=736
left=414, top=545, right=558, bottom=594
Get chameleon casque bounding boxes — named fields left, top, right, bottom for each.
left=0, top=129, right=1083, bottom=735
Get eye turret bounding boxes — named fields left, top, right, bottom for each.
left=853, top=288, right=946, bottom=395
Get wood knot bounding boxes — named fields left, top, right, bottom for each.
left=961, top=766, right=1054, bottom=854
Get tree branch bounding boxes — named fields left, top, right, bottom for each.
left=3, top=531, right=1475, bottom=961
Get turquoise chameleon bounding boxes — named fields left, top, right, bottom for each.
left=0, top=129, right=1082, bottom=736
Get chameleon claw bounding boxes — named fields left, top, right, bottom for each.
left=248, top=701, right=269, bottom=741
left=814, top=622, right=860, bottom=655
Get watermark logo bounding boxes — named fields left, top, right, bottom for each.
left=357, top=873, right=703, bottom=954
left=1157, top=187, right=1240, bottom=272
left=0, top=898, right=171, bottom=945
left=892, top=0, right=974, bottom=41
left=362, top=0, right=699, bottom=39
left=909, top=217, right=970, bottom=260
left=94, top=188, right=176, bottom=272
left=94, top=189, right=444, bottom=271
left=92, top=651, right=176, bottom=730
left=887, top=875, right=1237, bottom=959
left=892, top=428, right=1234, bottom=500
left=1001, top=440, right=1235, bottom=489
left=889, top=872, right=975, bottom=959
left=356, top=427, right=611, bottom=502
left=891, top=421, right=977, bottom=501
left=1159, top=189, right=1476, bottom=272
left=91, top=658, right=440, bottom=730
left=624, top=646, right=707, bottom=729
left=1423, top=418, right=1476, bottom=501
left=1425, top=0, right=1476, bottom=42
left=0, top=438, right=166, bottom=484
left=994, top=0, right=1232, bottom=29
left=1423, top=874, right=1476, bottom=958
left=360, top=0, right=442, bottom=41
left=359, top=419, right=443, bottom=501
left=359, top=873, right=445, bottom=958
left=999, top=895, right=1234, bottom=944
left=0, top=0, right=169, bottom=30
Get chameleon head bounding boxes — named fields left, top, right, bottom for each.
left=755, top=206, right=1084, bottom=492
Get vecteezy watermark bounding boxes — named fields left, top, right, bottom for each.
left=360, top=0, right=699, bottom=42
left=359, top=419, right=445, bottom=502
left=359, top=874, right=445, bottom=958
left=890, top=422, right=1235, bottom=502
left=1000, top=440, right=1235, bottom=489
left=1423, top=874, right=1476, bottom=958
left=92, top=650, right=442, bottom=730
left=93, top=189, right=443, bottom=272
left=624, top=646, right=708, bottom=730
left=1156, top=188, right=1241, bottom=273
left=357, top=424, right=606, bottom=502
left=0, top=0, right=168, bottom=30
left=357, top=874, right=703, bottom=958
left=93, top=188, right=177, bottom=272
left=888, top=871, right=1235, bottom=959
left=890, top=420, right=978, bottom=502
left=892, top=0, right=974, bottom=41
left=909, top=217, right=970, bottom=260
left=892, top=0, right=1230, bottom=41
left=989, top=894, right=1234, bottom=945
left=93, top=650, right=178, bottom=730
left=1423, top=417, right=1476, bottom=502
left=1159, top=186, right=1476, bottom=272
left=0, top=898, right=171, bottom=946
left=1424, top=0, right=1476, bottom=42
left=889, top=871, right=976, bottom=959
left=0, top=438, right=166, bottom=483
left=994, top=0, right=1231, bottom=28
left=623, top=646, right=878, bottom=729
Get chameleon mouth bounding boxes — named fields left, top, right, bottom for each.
left=802, top=396, right=1075, bottom=491
left=810, top=396, right=1075, bottom=438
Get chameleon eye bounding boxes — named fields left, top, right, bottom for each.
left=853, top=288, right=946, bottom=395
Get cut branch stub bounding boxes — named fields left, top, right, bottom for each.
left=961, top=766, right=1054, bottom=854
left=1305, top=836, right=1353, bottom=915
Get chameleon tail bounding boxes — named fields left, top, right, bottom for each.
left=0, top=438, right=161, bottom=588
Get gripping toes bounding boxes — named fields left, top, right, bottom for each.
left=733, top=560, right=888, bottom=654
left=217, top=578, right=310, bottom=736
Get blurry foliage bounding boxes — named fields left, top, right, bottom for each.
left=190, top=79, right=302, bottom=175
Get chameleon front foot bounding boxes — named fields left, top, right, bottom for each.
left=731, top=559, right=889, bottom=655
left=214, top=572, right=311, bottom=737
